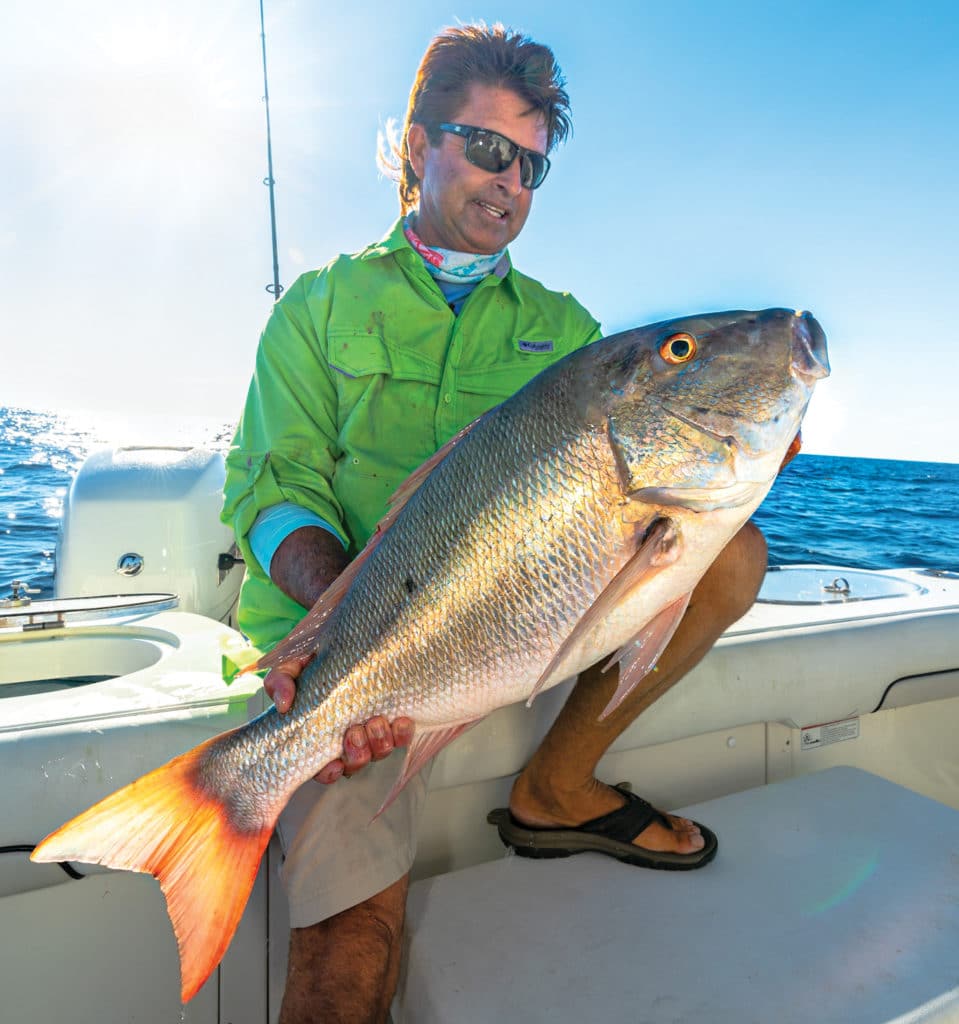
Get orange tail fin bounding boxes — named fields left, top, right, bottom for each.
left=31, top=732, right=276, bottom=1003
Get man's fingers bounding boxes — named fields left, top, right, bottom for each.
left=314, top=760, right=345, bottom=784
left=391, top=716, right=415, bottom=748
left=341, top=725, right=372, bottom=775
left=264, top=670, right=297, bottom=715
left=312, top=716, right=416, bottom=783
left=780, top=431, right=802, bottom=472
left=366, top=716, right=395, bottom=760
left=362, top=716, right=415, bottom=760
left=264, top=652, right=314, bottom=715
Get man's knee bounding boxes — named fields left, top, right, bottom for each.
left=293, top=873, right=408, bottom=961
left=355, top=871, right=409, bottom=945
left=736, top=519, right=769, bottom=584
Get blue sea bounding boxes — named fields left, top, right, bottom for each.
left=1, top=404, right=958, bottom=598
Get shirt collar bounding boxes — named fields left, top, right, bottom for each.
left=360, top=218, right=412, bottom=260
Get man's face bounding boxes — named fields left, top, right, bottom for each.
left=408, top=82, right=549, bottom=254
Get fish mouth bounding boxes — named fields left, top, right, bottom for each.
left=632, top=480, right=766, bottom=512
left=651, top=401, right=794, bottom=511
left=660, top=397, right=807, bottom=460
left=662, top=406, right=740, bottom=450
left=791, top=310, right=830, bottom=386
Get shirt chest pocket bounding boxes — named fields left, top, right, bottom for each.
left=455, top=335, right=562, bottom=419
left=456, top=360, right=539, bottom=398
left=327, top=329, right=443, bottom=459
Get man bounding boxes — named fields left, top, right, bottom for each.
left=223, top=23, right=767, bottom=1024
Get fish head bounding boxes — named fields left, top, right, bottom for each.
left=597, top=308, right=830, bottom=512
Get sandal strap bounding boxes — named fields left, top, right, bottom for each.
left=574, top=784, right=670, bottom=844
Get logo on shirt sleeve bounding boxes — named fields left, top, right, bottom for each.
left=518, top=339, right=554, bottom=354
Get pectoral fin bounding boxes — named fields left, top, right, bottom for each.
left=599, top=592, right=692, bottom=719
left=526, top=518, right=680, bottom=706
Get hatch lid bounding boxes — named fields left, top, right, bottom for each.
left=0, top=593, right=179, bottom=632
left=757, top=567, right=925, bottom=605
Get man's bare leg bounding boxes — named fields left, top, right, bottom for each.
left=279, top=872, right=409, bottom=1024
left=510, top=521, right=768, bottom=854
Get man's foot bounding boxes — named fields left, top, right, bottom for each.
left=488, top=775, right=716, bottom=869
left=511, top=775, right=705, bottom=855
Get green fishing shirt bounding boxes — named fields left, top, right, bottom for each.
left=222, top=219, right=602, bottom=650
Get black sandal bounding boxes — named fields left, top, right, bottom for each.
left=487, top=783, right=718, bottom=871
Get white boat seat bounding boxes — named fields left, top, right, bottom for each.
left=395, top=767, right=959, bottom=1023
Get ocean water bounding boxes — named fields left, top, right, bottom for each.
left=1, top=405, right=957, bottom=600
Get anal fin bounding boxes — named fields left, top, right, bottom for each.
left=375, top=719, right=482, bottom=818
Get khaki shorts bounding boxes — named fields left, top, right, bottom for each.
left=276, top=755, right=433, bottom=927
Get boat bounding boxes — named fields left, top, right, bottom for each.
left=2, top=445, right=958, bottom=1023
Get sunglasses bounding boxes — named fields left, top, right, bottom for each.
left=435, top=123, right=551, bottom=190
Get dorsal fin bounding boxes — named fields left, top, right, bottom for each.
left=255, top=417, right=482, bottom=673
left=253, top=517, right=393, bottom=672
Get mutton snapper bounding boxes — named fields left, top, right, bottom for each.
left=33, top=308, right=829, bottom=1001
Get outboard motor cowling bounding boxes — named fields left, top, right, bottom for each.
left=55, top=446, right=242, bottom=623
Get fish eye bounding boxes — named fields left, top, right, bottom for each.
left=659, top=332, right=698, bottom=365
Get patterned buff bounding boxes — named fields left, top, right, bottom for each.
left=403, top=216, right=505, bottom=284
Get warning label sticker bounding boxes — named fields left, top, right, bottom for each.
left=800, top=717, right=860, bottom=751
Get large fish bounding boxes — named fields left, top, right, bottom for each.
left=33, top=307, right=829, bottom=1000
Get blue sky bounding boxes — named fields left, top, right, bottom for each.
left=2, top=1, right=957, bottom=462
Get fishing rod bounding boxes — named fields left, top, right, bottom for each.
left=259, top=0, right=283, bottom=300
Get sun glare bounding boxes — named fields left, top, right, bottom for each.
left=800, top=386, right=846, bottom=457
left=30, top=9, right=259, bottom=221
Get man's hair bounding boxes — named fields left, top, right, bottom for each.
left=378, top=23, right=571, bottom=214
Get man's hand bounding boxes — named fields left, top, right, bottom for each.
left=780, top=431, right=802, bottom=472
left=264, top=652, right=414, bottom=783
left=317, top=717, right=415, bottom=783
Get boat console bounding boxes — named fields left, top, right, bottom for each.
left=55, top=444, right=242, bottom=622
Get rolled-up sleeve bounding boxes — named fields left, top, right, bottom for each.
left=222, top=270, right=349, bottom=579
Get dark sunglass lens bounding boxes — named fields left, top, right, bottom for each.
left=468, top=130, right=515, bottom=172
left=455, top=125, right=549, bottom=189
left=520, top=153, right=548, bottom=189
left=519, top=154, right=534, bottom=189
